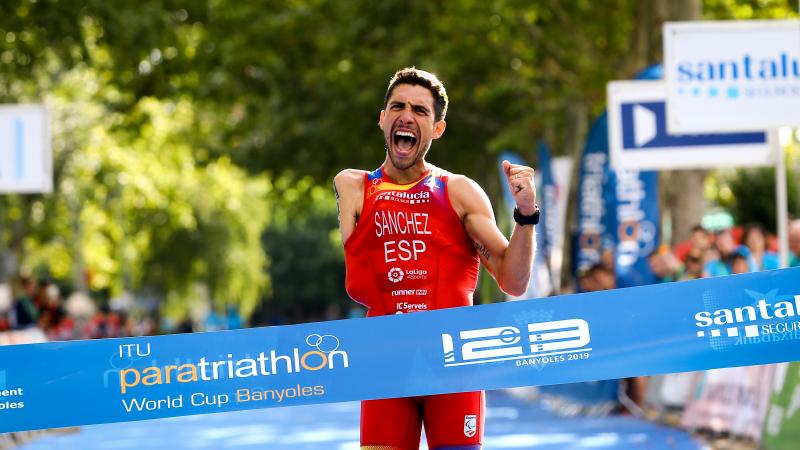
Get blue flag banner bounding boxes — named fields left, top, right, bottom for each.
left=2, top=268, right=800, bottom=433
left=575, top=113, right=613, bottom=275
left=610, top=65, right=663, bottom=288
left=613, top=168, right=659, bottom=287
left=575, top=64, right=663, bottom=287
left=538, top=141, right=556, bottom=275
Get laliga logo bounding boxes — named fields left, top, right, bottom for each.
left=388, top=267, right=404, bottom=283
left=442, top=319, right=591, bottom=367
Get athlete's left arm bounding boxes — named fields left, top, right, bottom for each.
left=449, top=162, right=536, bottom=297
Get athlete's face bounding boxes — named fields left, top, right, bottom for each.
left=379, top=84, right=446, bottom=171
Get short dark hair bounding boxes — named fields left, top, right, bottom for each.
left=728, top=252, right=749, bottom=266
left=384, top=67, right=448, bottom=122
left=742, top=223, right=766, bottom=244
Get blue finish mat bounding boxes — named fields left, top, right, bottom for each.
left=16, top=390, right=707, bottom=449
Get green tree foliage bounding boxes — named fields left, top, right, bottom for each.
left=704, top=0, right=798, bottom=19
left=0, top=30, right=270, bottom=319
left=4, top=0, right=649, bottom=179
left=1, top=0, right=797, bottom=319
left=717, top=166, right=800, bottom=232
left=260, top=175, right=348, bottom=323
left=28, top=70, right=268, bottom=317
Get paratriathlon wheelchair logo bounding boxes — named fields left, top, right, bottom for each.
left=387, top=267, right=404, bottom=283
left=464, top=414, right=477, bottom=437
left=442, top=319, right=591, bottom=367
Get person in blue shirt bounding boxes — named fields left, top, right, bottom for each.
left=742, top=223, right=778, bottom=271
left=704, top=228, right=738, bottom=277
left=790, top=219, right=800, bottom=267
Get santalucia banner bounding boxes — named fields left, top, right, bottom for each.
left=3, top=267, right=800, bottom=433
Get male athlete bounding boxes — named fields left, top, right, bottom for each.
left=334, top=67, right=538, bottom=450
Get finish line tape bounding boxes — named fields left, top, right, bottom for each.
left=2, top=267, right=800, bottom=433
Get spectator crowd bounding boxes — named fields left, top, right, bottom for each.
left=0, top=277, right=156, bottom=341
left=573, top=218, right=800, bottom=449
left=580, top=219, right=800, bottom=292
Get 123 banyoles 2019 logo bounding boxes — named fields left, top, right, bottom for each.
left=441, top=319, right=591, bottom=368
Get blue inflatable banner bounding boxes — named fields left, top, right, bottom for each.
left=575, top=114, right=659, bottom=288
left=610, top=65, right=664, bottom=288
left=575, top=113, right=613, bottom=276
left=575, top=65, right=664, bottom=287
left=612, top=168, right=659, bottom=287
left=2, top=268, right=800, bottom=433
left=538, top=141, right=557, bottom=287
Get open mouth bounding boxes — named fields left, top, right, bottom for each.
left=393, top=129, right=418, bottom=153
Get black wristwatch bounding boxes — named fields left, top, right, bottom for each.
left=513, top=205, right=540, bottom=226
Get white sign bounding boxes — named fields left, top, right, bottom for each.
left=608, top=80, right=774, bottom=170
left=0, top=104, right=52, bottom=193
left=664, top=20, right=800, bottom=133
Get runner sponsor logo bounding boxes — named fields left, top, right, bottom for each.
left=391, top=289, right=427, bottom=297
left=464, top=414, right=477, bottom=437
left=694, top=294, right=800, bottom=343
left=442, top=319, right=591, bottom=367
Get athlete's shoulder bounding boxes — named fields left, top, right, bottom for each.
left=445, top=172, right=487, bottom=197
left=442, top=171, right=491, bottom=219
left=334, top=169, right=366, bottom=198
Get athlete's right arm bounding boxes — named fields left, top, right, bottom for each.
left=333, top=169, right=365, bottom=244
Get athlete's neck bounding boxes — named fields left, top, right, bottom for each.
left=382, top=157, right=429, bottom=184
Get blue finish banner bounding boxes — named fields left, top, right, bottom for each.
left=2, top=268, right=800, bottom=433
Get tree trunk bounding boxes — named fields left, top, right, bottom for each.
left=663, top=0, right=705, bottom=245
left=69, top=191, right=89, bottom=294
left=562, top=99, right=589, bottom=289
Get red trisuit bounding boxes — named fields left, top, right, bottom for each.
left=345, top=165, right=483, bottom=450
